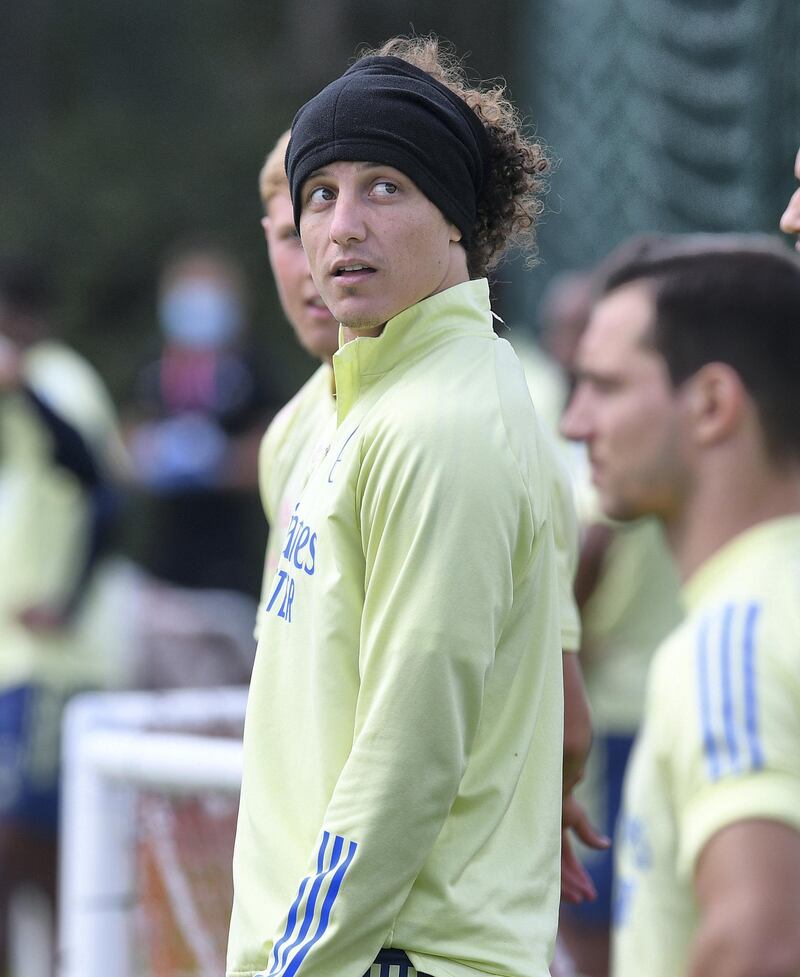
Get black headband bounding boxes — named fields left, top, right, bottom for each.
left=285, top=56, right=491, bottom=246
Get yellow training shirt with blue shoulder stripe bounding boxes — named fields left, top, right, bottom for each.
left=228, top=279, right=565, bottom=977
left=612, top=516, right=800, bottom=977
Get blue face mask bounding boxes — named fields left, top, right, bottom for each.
left=158, top=279, right=243, bottom=348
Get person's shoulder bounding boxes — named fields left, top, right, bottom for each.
left=269, top=361, right=330, bottom=427
left=24, top=340, right=118, bottom=440
left=692, top=531, right=800, bottom=669
left=25, top=340, right=103, bottom=392
left=369, top=343, right=528, bottom=462
left=646, top=576, right=800, bottom=789
left=361, top=342, right=549, bottom=528
left=260, top=364, right=333, bottom=476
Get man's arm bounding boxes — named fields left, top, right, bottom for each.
left=561, top=651, right=610, bottom=904
left=563, top=650, right=592, bottom=794
left=688, top=819, right=800, bottom=977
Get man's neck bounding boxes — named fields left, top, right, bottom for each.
left=666, top=464, right=800, bottom=581
left=341, top=322, right=385, bottom=343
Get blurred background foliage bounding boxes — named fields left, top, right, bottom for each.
left=1, top=0, right=798, bottom=401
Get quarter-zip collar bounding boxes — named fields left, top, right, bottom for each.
left=332, top=279, right=493, bottom=424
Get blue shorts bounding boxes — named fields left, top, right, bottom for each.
left=563, top=732, right=635, bottom=925
left=0, top=684, right=67, bottom=834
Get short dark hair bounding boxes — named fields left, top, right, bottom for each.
left=602, top=236, right=800, bottom=463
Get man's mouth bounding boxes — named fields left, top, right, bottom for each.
left=332, top=263, right=377, bottom=281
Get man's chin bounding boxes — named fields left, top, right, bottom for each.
left=598, top=493, right=644, bottom=524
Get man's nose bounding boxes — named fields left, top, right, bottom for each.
left=560, top=388, right=593, bottom=443
left=329, top=193, right=367, bottom=246
left=780, top=187, right=800, bottom=238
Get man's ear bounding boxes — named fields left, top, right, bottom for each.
left=261, top=216, right=270, bottom=241
left=449, top=223, right=462, bottom=244
left=685, top=362, right=747, bottom=447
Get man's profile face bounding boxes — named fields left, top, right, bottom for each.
left=780, top=147, right=800, bottom=251
left=263, top=192, right=339, bottom=363
left=560, top=281, right=691, bottom=522
left=298, top=160, right=463, bottom=334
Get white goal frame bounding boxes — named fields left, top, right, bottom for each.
left=58, top=687, right=247, bottom=977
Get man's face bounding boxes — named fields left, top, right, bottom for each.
left=780, top=147, right=800, bottom=251
left=298, top=161, right=464, bottom=334
left=560, top=281, right=692, bottom=522
left=263, top=192, right=339, bottom=362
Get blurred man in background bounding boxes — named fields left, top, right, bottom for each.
left=561, top=238, right=800, bottom=977
left=536, top=261, right=682, bottom=977
left=559, top=275, right=683, bottom=977
left=0, top=260, right=124, bottom=977
left=253, top=130, right=339, bottom=630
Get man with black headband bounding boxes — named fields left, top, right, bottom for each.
left=228, top=39, right=565, bottom=977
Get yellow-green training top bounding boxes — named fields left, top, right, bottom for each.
left=228, top=279, right=565, bottom=977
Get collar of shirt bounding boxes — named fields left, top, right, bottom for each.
left=682, top=513, right=800, bottom=611
left=331, top=278, right=493, bottom=424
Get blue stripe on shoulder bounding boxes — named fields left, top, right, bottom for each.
left=697, top=614, right=720, bottom=780
left=720, top=603, right=740, bottom=770
left=696, top=601, right=762, bottom=781
left=742, top=602, right=764, bottom=770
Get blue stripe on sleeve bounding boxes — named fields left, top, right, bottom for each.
left=742, top=602, right=764, bottom=770
left=267, top=876, right=310, bottom=975
left=720, top=603, right=739, bottom=772
left=282, top=838, right=358, bottom=977
left=697, top=616, right=720, bottom=780
left=273, top=835, right=345, bottom=974
left=267, top=831, right=331, bottom=976
left=317, top=831, right=330, bottom=873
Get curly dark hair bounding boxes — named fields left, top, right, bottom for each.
left=358, top=35, right=550, bottom=279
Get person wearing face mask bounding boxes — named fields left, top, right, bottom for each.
left=123, top=246, right=282, bottom=689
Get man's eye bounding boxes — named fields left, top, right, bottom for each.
left=308, top=186, right=335, bottom=204
left=373, top=181, right=398, bottom=197
left=592, top=378, right=621, bottom=395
